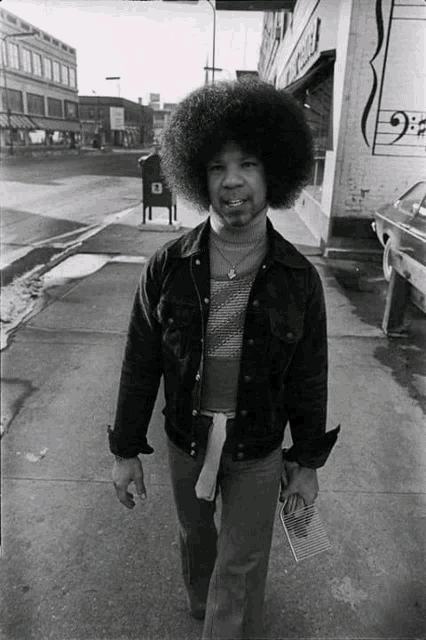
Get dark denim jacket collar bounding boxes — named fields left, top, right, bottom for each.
left=168, top=217, right=308, bottom=270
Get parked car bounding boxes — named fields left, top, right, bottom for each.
left=372, top=180, right=426, bottom=282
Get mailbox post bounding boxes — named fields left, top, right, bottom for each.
left=140, top=150, right=177, bottom=225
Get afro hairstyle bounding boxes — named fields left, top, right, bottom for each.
left=160, top=80, right=314, bottom=211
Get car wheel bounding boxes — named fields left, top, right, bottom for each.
left=383, top=238, right=394, bottom=282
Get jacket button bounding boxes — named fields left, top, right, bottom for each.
left=240, top=409, right=248, bottom=417
left=237, top=443, right=244, bottom=450
left=286, top=332, right=295, bottom=340
left=195, top=373, right=201, bottom=382
left=168, top=317, right=174, bottom=325
left=247, top=338, right=254, bottom=346
left=237, top=452, right=244, bottom=460
left=195, top=259, right=201, bottom=266
left=190, top=450, right=197, bottom=458
left=252, top=300, right=259, bottom=308
left=204, top=297, right=209, bottom=304
left=192, top=409, right=198, bottom=416
left=244, top=375, right=252, bottom=383
left=262, top=264, right=267, bottom=270
left=191, top=441, right=196, bottom=447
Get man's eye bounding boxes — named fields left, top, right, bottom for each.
left=208, top=165, right=222, bottom=172
left=242, top=161, right=257, bottom=168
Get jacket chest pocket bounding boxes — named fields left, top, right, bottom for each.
left=155, top=299, right=197, bottom=360
left=268, top=309, right=304, bottom=375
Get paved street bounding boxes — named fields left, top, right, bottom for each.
left=0, top=152, right=146, bottom=274
left=1, top=152, right=425, bottom=639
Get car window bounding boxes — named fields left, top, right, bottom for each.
left=398, top=182, right=426, bottom=215
left=418, top=196, right=426, bottom=217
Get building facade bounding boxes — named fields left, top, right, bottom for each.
left=258, top=0, right=426, bottom=255
left=0, top=7, right=80, bottom=152
left=78, top=96, right=153, bottom=148
left=151, top=101, right=177, bottom=144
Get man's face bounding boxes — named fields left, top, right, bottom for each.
left=206, top=141, right=268, bottom=228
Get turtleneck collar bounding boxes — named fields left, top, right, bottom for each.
left=209, top=206, right=268, bottom=245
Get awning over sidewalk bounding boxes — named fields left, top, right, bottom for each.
left=30, top=117, right=81, bottom=132
left=284, top=50, right=336, bottom=95
left=0, top=113, right=37, bottom=129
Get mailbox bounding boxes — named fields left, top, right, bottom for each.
left=141, top=151, right=177, bottom=225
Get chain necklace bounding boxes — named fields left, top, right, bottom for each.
left=210, top=235, right=265, bottom=280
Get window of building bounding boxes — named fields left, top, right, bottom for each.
left=43, top=57, right=52, bottom=80
left=61, top=64, right=69, bottom=85
left=69, top=68, right=76, bottom=88
left=27, top=92, right=45, bottom=116
left=295, top=71, right=333, bottom=199
left=22, top=47, right=32, bottom=73
left=7, top=42, right=20, bottom=69
left=52, top=60, right=60, bottom=83
left=64, top=101, right=78, bottom=119
left=1, top=87, right=24, bottom=113
left=7, top=14, right=17, bottom=24
left=28, top=130, right=46, bottom=145
left=33, top=52, right=42, bottom=76
left=47, top=97, right=63, bottom=118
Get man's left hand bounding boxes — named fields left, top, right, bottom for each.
left=279, top=459, right=319, bottom=514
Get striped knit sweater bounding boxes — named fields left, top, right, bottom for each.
left=200, top=212, right=268, bottom=412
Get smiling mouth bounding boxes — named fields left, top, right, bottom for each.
left=225, top=199, right=245, bottom=208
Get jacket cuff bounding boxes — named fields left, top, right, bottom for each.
left=283, top=425, right=340, bottom=469
left=107, top=425, right=155, bottom=458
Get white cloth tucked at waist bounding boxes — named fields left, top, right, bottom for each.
left=195, top=411, right=236, bottom=501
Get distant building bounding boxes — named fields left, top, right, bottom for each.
left=0, top=6, right=80, bottom=152
left=152, top=102, right=177, bottom=144
left=236, top=70, right=259, bottom=82
left=78, top=96, right=153, bottom=148
left=258, top=0, right=425, bottom=256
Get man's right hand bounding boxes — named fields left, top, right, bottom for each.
left=112, top=456, right=147, bottom=509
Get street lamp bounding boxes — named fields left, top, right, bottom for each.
left=105, top=76, right=121, bottom=97
left=162, top=0, right=220, bottom=84
left=1, top=30, right=37, bottom=155
left=206, top=0, right=217, bottom=83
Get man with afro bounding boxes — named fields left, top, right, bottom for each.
left=109, top=80, right=339, bottom=639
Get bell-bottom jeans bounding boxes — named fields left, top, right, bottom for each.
left=167, top=436, right=282, bottom=640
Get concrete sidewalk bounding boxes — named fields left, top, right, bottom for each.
left=0, top=209, right=425, bottom=639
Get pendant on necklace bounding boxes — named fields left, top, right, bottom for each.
left=227, top=267, right=237, bottom=280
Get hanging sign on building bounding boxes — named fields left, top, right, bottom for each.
left=110, top=107, right=125, bottom=130
left=283, top=17, right=321, bottom=87
left=362, top=0, right=426, bottom=157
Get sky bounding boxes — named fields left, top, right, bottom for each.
left=2, top=0, right=265, bottom=106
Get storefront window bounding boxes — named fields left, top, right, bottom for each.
left=28, top=130, right=46, bottom=145
left=295, top=71, right=333, bottom=200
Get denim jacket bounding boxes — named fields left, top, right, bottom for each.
left=108, top=217, right=339, bottom=468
